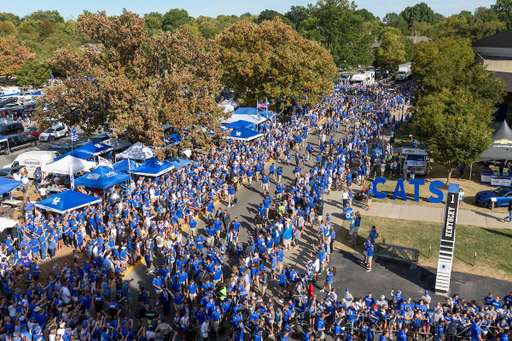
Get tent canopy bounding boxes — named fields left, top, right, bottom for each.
left=101, top=138, right=132, bottom=152
left=164, top=158, right=193, bottom=170
left=113, top=159, right=141, bottom=173
left=477, top=121, right=512, bottom=162
left=0, top=178, right=22, bottom=195
left=129, top=157, right=174, bottom=177
left=117, top=142, right=154, bottom=161
left=74, top=166, right=130, bottom=189
left=35, top=190, right=101, bottom=214
left=228, top=127, right=263, bottom=141
left=42, top=155, right=95, bottom=175
left=223, top=120, right=256, bottom=131
left=74, top=142, right=113, bottom=157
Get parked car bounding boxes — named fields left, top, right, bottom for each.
left=475, top=186, right=512, bottom=208
left=0, top=165, right=26, bottom=179
left=0, top=134, right=37, bottom=155
left=21, top=126, right=42, bottom=139
left=39, top=124, right=69, bottom=141
left=47, top=142, right=87, bottom=154
left=339, top=74, right=351, bottom=82
left=0, top=123, right=24, bottom=136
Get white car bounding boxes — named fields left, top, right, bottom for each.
left=39, top=124, right=69, bottom=141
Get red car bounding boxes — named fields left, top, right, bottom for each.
left=21, top=126, right=42, bottom=139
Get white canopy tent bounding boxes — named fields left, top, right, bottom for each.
left=219, top=99, right=241, bottom=114
left=42, top=155, right=95, bottom=175
left=116, top=142, right=154, bottom=161
left=221, top=113, right=267, bottom=125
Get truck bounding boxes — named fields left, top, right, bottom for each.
left=401, top=147, right=428, bottom=175
left=395, top=62, right=412, bottom=81
left=350, top=71, right=375, bottom=85
left=3, top=151, right=61, bottom=178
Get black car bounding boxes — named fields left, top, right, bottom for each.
left=0, top=165, right=26, bottom=179
left=0, top=123, right=24, bottom=136
left=0, top=134, right=37, bottom=155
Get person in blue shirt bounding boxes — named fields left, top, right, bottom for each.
left=228, top=185, right=236, bottom=207
left=471, top=317, right=483, bottom=341
left=366, top=242, right=374, bottom=272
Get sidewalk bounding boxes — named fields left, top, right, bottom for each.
left=362, top=202, right=511, bottom=229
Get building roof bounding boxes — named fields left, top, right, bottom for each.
left=472, top=29, right=512, bottom=48
left=403, top=36, right=431, bottom=43
left=372, top=36, right=431, bottom=49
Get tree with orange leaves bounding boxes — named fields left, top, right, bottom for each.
left=0, top=36, right=33, bottom=79
left=37, top=10, right=226, bottom=159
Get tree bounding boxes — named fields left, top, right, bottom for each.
left=0, top=36, right=33, bottom=79
left=376, top=27, right=406, bottom=69
left=413, top=37, right=505, bottom=105
left=285, top=6, right=309, bottom=29
left=39, top=20, right=56, bottom=38
left=62, top=19, right=77, bottom=34
left=414, top=89, right=494, bottom=184
left=37, top=10, right=225, bottom=158
left=16, top=60, right=51, bottom=86
left=216, top=18, right=337, bottom=108
left=23, top=10, right=64, bottom=24
left=383, top=12, right=399, bottom=26
left=299, top=0, right=374, bottom=68
left=0, top=13, right=20, bottom=26
left=400, top=2, right=440, bottom=25
left=0, top=22, right=16, bottom=36
left=256, top=10, right=293, bottom=26
left=162, top=9, right=190, bottom=32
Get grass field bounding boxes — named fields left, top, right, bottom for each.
left=333, top=216, right=512, bottom=280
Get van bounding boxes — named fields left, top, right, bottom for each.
left=3, top=150, right=61, bottom=178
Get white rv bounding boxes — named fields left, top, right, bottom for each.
left=350, top=71, right=375, bottom=85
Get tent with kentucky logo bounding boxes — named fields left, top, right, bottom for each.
left=35, top=190, right=101, bottom=214
left=74, top=166, right=130, bottom=189
left=129, top=157, right=174, bottom=177
left=227, top=127, right=263, bottom=141
left=73, top=142, right=113, bottom=159
left=117, top=142, right=154, bottom=161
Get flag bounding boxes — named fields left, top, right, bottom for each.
left=50, top=73, right=54, bottom=80
left=264, top=98, right=270, bottom=108
left=257, top=100, right=267, bottom=109
left=69, top=160, right=74, bottom=190
left=71, top=128, right=77, bottom=142
left=98, top=156, right=114, bottom=169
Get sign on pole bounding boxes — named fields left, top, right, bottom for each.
left=435, top=183, right=459, bottom=295
left=71, top=128, right=77, bottom=142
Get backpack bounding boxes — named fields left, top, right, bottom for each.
left=134, top=304, right=146, bottom=319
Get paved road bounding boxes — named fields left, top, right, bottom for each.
left=119, top=119, right=512, bottom=341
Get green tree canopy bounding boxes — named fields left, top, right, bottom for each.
left=23, top=10, right=64, bottom=24
left=162, top=9, right=190, bottom=32
left=216, top=17, right=336, bottom=108
left=284, top=6, right=309, bottom=29
left=299, top=0, right=374, bottom=68
left=38, top=10, right=226, bottom=158
left=16, top=60, right=51, bottom=86
left=376, top=27, right=406, bottom=69
left=414, top=89, right=494, bottom=184
left=0, top=13, right=20, bottom=26
left=413, top=37, right=505, bottom=105
left=256, top=9, right=293, bottom=26
left=400, top=2, right=441, bottom=25
left=0, top=22, right=16, bottom=36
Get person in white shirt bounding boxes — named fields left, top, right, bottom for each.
left=61, top=284, right=71, bottom=304
left=201, top=319, right=210, bottom=341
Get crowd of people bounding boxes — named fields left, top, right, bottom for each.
left=0, top=80, right=509, bottom=341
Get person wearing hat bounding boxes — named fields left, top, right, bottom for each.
left=422, top=290, right=432, bottom=309
left=200, top=316, right=210, bottom=341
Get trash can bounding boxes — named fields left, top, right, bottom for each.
left=343, top=207, right=353, bottom=220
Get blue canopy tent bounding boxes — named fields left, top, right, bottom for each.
left=164, top=158, right=193, bottom=170
left=129, top=157, right=174, bottom=177
left=223, top=120, right=256, bottom=131
left=35, top=190, right=101, bottom=214
left=166, top=134, right=182, bottom=147
left=31, top=91, right=42, bottom=96
left=0, top=178, right=22, bottom=195
left=113, top=159, right=141, bottom=173
left=55, top=142, right=113, bottom=161
left=228, top=127, right=263, bottom=141
left=74, top=166, right=130, bottom=189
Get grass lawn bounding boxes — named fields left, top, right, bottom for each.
left=333, top=216, right=512, bottom=280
